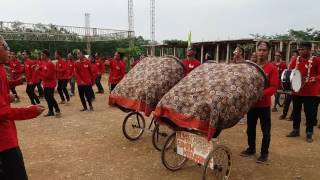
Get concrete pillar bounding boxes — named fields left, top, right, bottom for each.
left=226, top=43, right=230, bottom=63
left=280, top=41, right=283, bottom=51
left=286, top=42, right=291, bottom=63
left=215, top=44, right=220, bottom=63
left=201, top=45, right=204, bottom=64
left=312, top=43, right=315, bottom=51
left=173, top=47, right=176, bottom=56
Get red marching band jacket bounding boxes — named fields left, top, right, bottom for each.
left=74, top=59, right=95, bottom=86
left=254, top=62, right=279, bottom=108
left=9, top=58, right=23, bottom=81
left=108, top=59, right=126, bottom=85
left=24, top=58, right=40, bottom=85
left=0, top=64, right=39, bottom=152
left=182, top=59, right=201, bottom=75
left=289, top=56, right=320, bottom=96
left=37, top=60, right=57, bottom=88
left=56, top=58, right=69, bottom=80
left=67, top=60, right=75, bottom=79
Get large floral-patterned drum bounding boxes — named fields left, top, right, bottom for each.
left=109, top=56, right=185, bottom=116
left=154, top=61, right=267, bottom=139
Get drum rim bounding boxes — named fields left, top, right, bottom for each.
left=243, top=60, right=268, bottom=88
left=290, top=69, right=302, bottom=92
left=281, top=69, right=290, bottom=82
left=164, top=55, right=187, bottom=73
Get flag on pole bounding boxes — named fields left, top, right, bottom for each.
left=187, top=31, right=192, bottom=49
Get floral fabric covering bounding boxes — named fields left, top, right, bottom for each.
left=109, top=56, right=185, bottom=116
left=154, top=62, right=266, bottom=136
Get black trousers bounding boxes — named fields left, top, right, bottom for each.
left=26, top=84, right=40, bottom=105
left=292, top=96, right=318, bottom=134
left=36, top=82, right=44, bottom=97
left=90, top=86, right=95, bottom=100
left=110, top=84, right=117, bottom=92
left=0, top=147, right=28, bottom=180
left=95, top=76, right=104, bottom=92
left=10, top=87, right=19, bottom=99
left=57, top=80, right=70, bottom=101
left=273, top=92, right=280, bottom=108
left=315, top=97, right=320, bottom=126
left=78, top=85, right=93, bottom=109
left=282, top=94, right=293, bottom=118
left=247, top=107, right=271, bottom=155
left=69, top=78, right=75, bottom=95
left=44, top=88, right=60, bottom=114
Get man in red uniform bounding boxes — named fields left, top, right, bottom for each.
left=35, top=52, right=44, bottom=99
left=35, top=50, right=61, bottom=117
left=55, top=50, right=70, bottom=104
left=75, top=50, right=95, bottom=111
left=182, top=49, right=201, bottom=75
left=0, top=36, right=45, bottom=180
left=105, top=51, right=126, bottom=92
left=279, top=50, right=299, bottom=120
left=23, top=50, right=41, bottom=105
left=271, top=51, right=287, bottom=112
left=250, top=52, right=257, bottom=63
left=66, top=52, right=76, bottom=96
left=8, top=52, right=23, bottom=102
left=240, top=41, right=279, bottom=163
left=230, top=46, right=245, bottom=63
left=286, top=42, right=320, bottom=143
left=93, top=53, right=105, bottom=93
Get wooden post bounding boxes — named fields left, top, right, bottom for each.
left=201, top=45, right=204, bottom=64
left=173, top=47, right=176, bottom=56
left=226, top=43, right=230, bottom=63
left=286, top=42, right=291, bottom=63
left=215, top=44, right=220, bottom=63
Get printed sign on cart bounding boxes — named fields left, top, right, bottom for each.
left=176, top=131, right=213, bottom=165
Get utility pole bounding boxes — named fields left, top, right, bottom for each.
left=150, top=0, right=155, bottom=56
left=128, top=0, right=135, bottom=48
left=85, top=13, right=91, bottom=55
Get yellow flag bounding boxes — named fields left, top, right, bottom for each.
left=187, top=31, right=192, bottom=49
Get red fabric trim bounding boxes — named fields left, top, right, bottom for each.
left=108, top=95, right=153, bottom=117
left=154, top=106, right=216, bottom=140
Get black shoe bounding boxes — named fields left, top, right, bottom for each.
left=272, top=107, right=278, bottom=112
left=318, top=124, right=320, bottom=129
left=240, top=148, right=256, bottom=157
left=279, top=114, right=286, bottom=120
left=89, top=106, right=94, bottom=111
left=44, top=113, right=54, bottom=117
left=286, top=130, right=300, bottom=137
left=80, top=108, right=88, bottom=112
left=306, top=134, right=313, bottom=143
left=256, top=154, right=268, bottom=163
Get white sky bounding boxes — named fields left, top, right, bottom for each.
left=1, top=0, right=319, bottom=42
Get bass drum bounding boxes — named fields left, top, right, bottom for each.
left=281, top=69, right=302, bottom=92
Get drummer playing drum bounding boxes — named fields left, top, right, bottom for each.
left=240, top=41, right=279, bottom=163
left=286, top=42, right=320, bottom=143
left=182, top=49, right=201, bottom=75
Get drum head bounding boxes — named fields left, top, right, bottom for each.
left=290, top=69, right=302, bottom=92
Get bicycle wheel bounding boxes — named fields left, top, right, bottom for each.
left=161, top=132, right=188, bottom=171
left=122, top=112, right=146, bottom=141
left=152, top=121, right=172, bottom=151
left=278, top=93, right=286, bottom=107
left=202, top=145, right=232, bottom=180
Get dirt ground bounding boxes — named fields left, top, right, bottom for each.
left=11, top=75, right=320, bottom=180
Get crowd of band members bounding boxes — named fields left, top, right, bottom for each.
left=1, top=39, right=320, bottom=179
